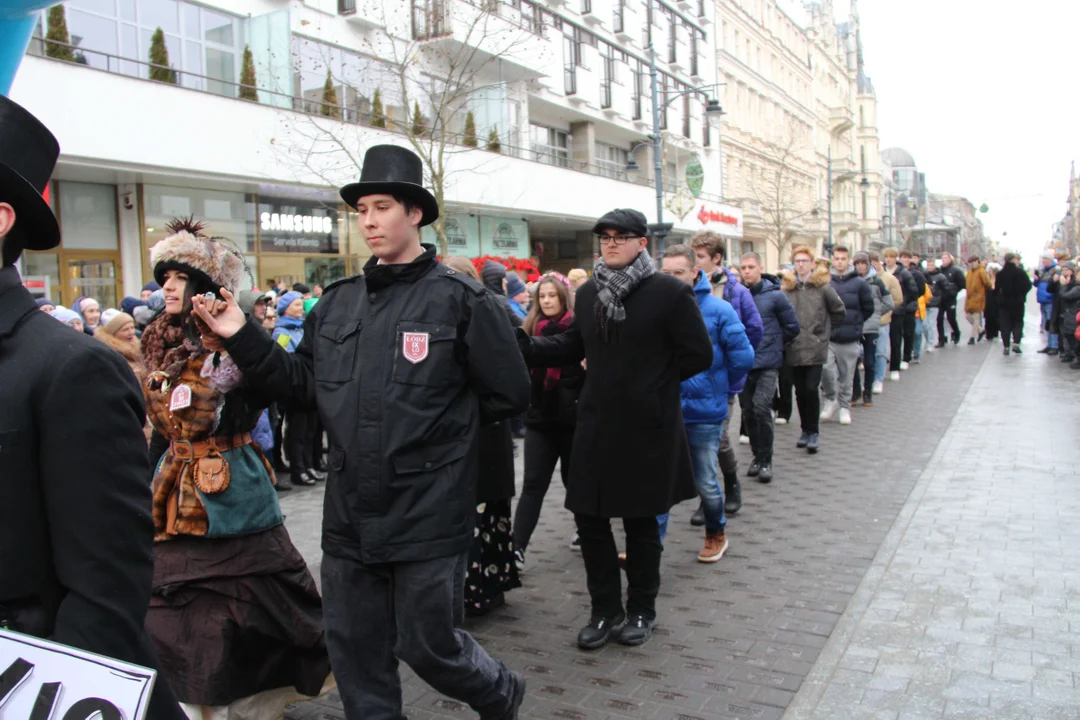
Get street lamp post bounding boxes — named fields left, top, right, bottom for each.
left=629, top=44, right=724, bottom=254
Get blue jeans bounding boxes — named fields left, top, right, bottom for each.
left=1041, top=304, right=1059, bottom=348
left=913, top=318, right=924, bottom=359
left=657, top=422, right=726, bottom=539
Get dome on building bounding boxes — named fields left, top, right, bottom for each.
left=882, top=147, right=916, bottom=168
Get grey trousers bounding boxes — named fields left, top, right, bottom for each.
left=821, top=341, right=861, bottom=410
left=321, top=551, right=515, bottom=720
left=718, top=396, right=738, bottom=477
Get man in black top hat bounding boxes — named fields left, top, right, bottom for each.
left=194, top=144, right=530, bottom=720
left=517, top=208, right=712, bottom=650
left=0, top=96, right=184, bottom=718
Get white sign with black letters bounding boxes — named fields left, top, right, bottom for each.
left=0, top=628, right=156, bottom=719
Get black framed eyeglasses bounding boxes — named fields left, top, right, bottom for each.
left=595, top=233, right=639, bottom=245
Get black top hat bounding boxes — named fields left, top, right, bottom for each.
left=0, top=95, right=60, bottom=262
left=339, top=145, right=439, bottom=227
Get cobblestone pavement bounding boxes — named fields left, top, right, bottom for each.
left=784, top=306, right=1080, bottom=720
left=278, top=307, right=1027, bottom=720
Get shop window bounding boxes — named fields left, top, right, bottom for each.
left=59, top=182, right=118, bottom=250
left=143, top=185, right=255, bottom=254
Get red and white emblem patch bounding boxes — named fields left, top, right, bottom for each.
left=402, top=332, right=430, bottom=364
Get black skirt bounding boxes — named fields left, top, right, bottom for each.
left=147, top=525, right=330, bottom=706
left=464, top=499, right=521, bottom=616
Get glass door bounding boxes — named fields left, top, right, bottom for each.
left=66, top=254, right=120, bottom=310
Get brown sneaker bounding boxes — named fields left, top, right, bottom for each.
left=697, top=531, right=729, bottom=563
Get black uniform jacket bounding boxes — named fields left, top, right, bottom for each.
left=224, top=246, right=529, bottom=564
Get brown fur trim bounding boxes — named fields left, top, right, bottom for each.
left=94, top=326, right=142, bottom=365
left=150, top=229, right=245, bottom=293
left=781, top=264, right=831, bottom=290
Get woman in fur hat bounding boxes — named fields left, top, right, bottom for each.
left=140, top=218, right=330, bottom=718
left=95, top=309, right=143, bottom=375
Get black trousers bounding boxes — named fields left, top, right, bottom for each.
left=775, top=365, right=794, bottom=421
left=269, top=402, right=286, bottom=469
left=890, top=312, right=915, bottom=369
left=310, top=414, right=325, bottom=470
left=999, top=306, right=1024, bottom=346
left=512, top=427, right=574, bottom=552
left=575, top=514, right=662, bottom=620
left=740, top=368, right=778, bottom=463
left=288, top=408, right=317, bottom=481
left=852, top=334, right=877, bottom=400
left=938, top=301, right=961, bottom=343
left=791, top=364, right=823, bottom=434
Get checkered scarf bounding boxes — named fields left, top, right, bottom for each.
left=593, top=249, right=655, bottom=339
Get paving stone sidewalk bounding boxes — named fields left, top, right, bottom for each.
left=784, top=305, right=1080, bottom=720
left=281, top=316, right=988, bottom=720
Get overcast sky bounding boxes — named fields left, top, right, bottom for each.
left=851, top=0, right=1078, bottom=263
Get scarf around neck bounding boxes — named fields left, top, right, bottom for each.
left=532, top=311, right=574, bottom=390
left=593, top=249, right=656, bottom=326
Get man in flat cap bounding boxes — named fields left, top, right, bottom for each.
left=518, top=208, right=712, bottom=650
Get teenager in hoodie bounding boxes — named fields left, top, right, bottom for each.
left=738, top=251, right=799, bottom=492
left=689, top=232, right=762, bottom=518
left=820, top=246, right=874, bottom=427
left=657, top=244, right=754, bottom=564
left=851, top=252, right=894, bottom=406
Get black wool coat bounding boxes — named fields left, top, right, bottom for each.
left=995, top=263, right=1032, bottom=312
left=0, top=266, right=184, bottom=719
left=525, top=273, right=713, bottom=518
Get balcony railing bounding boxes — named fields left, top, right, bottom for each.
left=21, top=39, right=737, bottom=199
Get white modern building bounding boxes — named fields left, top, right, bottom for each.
left=11, top=0, right=742, bottom=307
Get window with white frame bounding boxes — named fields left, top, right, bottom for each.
left=36, top=0, right=244, bottom=96
left=596, top=142, right=629, bottom=179
left=530, top=123, right=570, bottom=167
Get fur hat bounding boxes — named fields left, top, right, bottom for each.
left=149, top=217, right=246, bottom=294
left=102, top=309, right=134, bottom=335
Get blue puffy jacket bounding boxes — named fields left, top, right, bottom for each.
left=681, top=271, right=755, bottom=424
left=748, top=275, right=800, bottom=370
left=1036, top=263, right=1058, bottom=305
left=271, top=316, right=305, bottom=353
left=710, top=266, right=763, bottom=395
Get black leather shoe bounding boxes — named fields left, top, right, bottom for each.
left=796, top=432, right=810, bottom=448
left=1047, top=348, right=1059, bottom=356
left=578, top=612, right=625, bottom=650
left=747, top=462, right=761, bottom=477
left=294, top=471, right=317, bottom=487
left=757, top=464, right=773, bottom=483
left=1038, top=346, right=1052, bottom=354
left=806, top=433, right=820, bottom=454
left=275, top=478, right=293, bottom=492
left=725, top=475, right=742, bottom=515
left=690, top=502, right=706, bottom=527
left=617, top=614, right=654, bottom=646
left=967, top=338, right=975, bottom=345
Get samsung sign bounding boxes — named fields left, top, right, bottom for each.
left=260, top=212, right=333, bottom=234
left=258, top=199, right=340, bottom=253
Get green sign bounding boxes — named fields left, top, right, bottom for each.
left=685, top=155, right=704, bottom=198
left=480, top=216, right=530, bottom=257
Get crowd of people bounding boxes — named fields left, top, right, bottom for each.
left=3, top=89, right=1062, bottom=720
